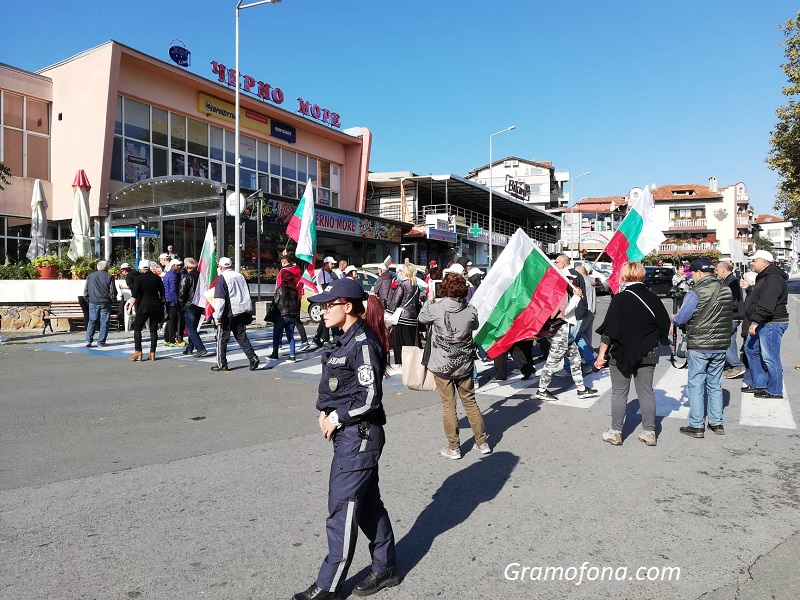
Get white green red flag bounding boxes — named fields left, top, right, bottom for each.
left=471, top=229, right=571, bottom=359
left=194, top=223, right=217, bottom=318
left=605, top=186, right=665, bottom=293
left=382, top=255, right=394, bottom=268
left=286, top=178, right=318, bottom=291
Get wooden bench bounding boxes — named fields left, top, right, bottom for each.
left=42, top=300, right=120, bottom=334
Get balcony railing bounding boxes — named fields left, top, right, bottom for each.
left=669, top=218, right=707, bottom=228
left=737, top=217, right=750, bottom=227
left=659, top=242, right=720, bottom=253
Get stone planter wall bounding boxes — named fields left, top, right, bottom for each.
left=0, top=304, right=49, bottom=331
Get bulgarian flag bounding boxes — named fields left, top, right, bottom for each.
left=194, top=223, right=217, bottom=319
left=471, top=229, right=572, bottom=359
left=382, top=255, right=394, bottom=268
left=286, top=178, right=318, bottom=292
left=605, top=185, right=665, bottom=293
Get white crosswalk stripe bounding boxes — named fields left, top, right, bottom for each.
left=740, top=385, right=796, bottom=429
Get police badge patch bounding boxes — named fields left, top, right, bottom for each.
left=328, top=377, right=339, bottom=391
left=357, top=365, right=375, bottom=386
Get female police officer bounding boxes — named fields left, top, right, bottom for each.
left=293, top=277, right=399, bottom=600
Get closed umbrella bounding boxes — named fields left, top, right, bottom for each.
left=67, top=170, right=92, bottom=260
left=25, top=179, right=48, bottom=260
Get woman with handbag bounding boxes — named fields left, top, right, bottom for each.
left=269, top=270, right=300, bottom=362
left=386, top=263, right=420, bottom=366
left=127, top=260, right=165, bottom=362
left=594, top=262, right=671, bottom=446
left=418, top=272, right=490, bottom=460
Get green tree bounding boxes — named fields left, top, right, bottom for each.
left=0, top=160, right=10, bottom=191
left=754, top=236, right=775, bottom=252
left=767, top=11, right=800, bottom=225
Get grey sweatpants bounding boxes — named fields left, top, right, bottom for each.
left=609, top=362, right=656, bottom=432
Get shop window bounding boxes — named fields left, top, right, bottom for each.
left=3, top=93, right=23, bottom=128
left=124, top=98, right=150, bottom=142
left=241, top=168, right=257, bottom=190
left=2, top=129, right=23, bottom=177
left=270, top=144, right=281, bottom=175
left=258, top=173, right=269, bottom=193
left=283, top=179, right=297, bottom=199
left=187, top=118, right=208, bottom=157
left=210, top=162, right=222, bottom=183
left=270, top=176, right=280, bottom=196
left=226, top=164, right=235, bottom=185
left=153, top=147, right=168, bottom=177
left=331, top=192, right=339, bottom=208
left=240, top=135, right=256, bottom=170
left=297, top=154, right=308, bottom=184
left=171, top=152, right=186, bottom=176
left=282, top=148, right=297, bottom=181
left=152, top=107, right=169, bottom=146
left=188, top=155, right=209, bottom=178
left=318, top=188, right=331, bottom=206
left=26, top=134, right=49, bottom=180
left=124, top=139, right=151, bottom=183
left=171, top=114, right=186, bottom=151
left=210, top=126, right=223, bottom=161
left=257, top=140, right=270, bottom=172
left=110, top=137, right=123, bottom=181
left=114, top=96, right=122, bottom=135
left=26, top=99, right=49, bottom=135
left=320, top=160, right=331, bottom=189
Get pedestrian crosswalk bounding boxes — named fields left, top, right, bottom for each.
left=38, top=333, right=797, bottom=431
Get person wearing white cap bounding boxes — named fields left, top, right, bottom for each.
left=740, top=249, right=789, bottom=398
left=157, top=253, right=170, bottom=277
left=162, top=258, right=185, bottom=347
left=313, top=257, right=339, bottom=348
left=128, top=260, right=165, bottom=361
left=210, top=257, right=260, bottom=372
left=344, top=265, right=358, bottom=279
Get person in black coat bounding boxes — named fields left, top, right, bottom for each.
left=127, top=260, right=165, bottom=361
left=595, top=262, right=671, bottom=446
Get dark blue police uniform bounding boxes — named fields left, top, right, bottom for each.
left=314, top=318, right=397, bottom=594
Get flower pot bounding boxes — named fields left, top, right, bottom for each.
left=35, top=265, right=60, bottom=279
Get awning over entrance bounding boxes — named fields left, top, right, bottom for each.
left=109, top=176, right=224, bottom=210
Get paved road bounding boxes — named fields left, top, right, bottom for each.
left=2, top=285, right=800, bottom=599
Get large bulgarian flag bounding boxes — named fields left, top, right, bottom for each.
left=604, top=185, right=665, bottom=293
left=286, top=178, right=318, bottom=293
left=194, top=223, right=217, bottom=319
left=471, top=229, right=571, bottom=359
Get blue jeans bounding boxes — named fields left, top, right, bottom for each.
left=725, top=321, right=745, bottom=370
left=565, top=318, right=594, bottom=368
left=743, top=323, right=788, bottom=395
left=686, top=349, right=725, bottom=428
left=182, top=307, right=206, bottom=353
left=273, top=316, right=296, bottom=357
left=86, top=302, right=111, bottom=344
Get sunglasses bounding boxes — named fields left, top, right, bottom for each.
left=321, top=301, right=349, bottom=311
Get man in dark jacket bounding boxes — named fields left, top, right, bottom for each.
left=741, top=250, right=789, bottom=399
left=715, top=261, right=746, bottom=379
left=84, top=260, right=118, bottom=347
left=178, top=257, right=207, bottom=357
left=162, top=258, right=184, bottom=347
left=672, top=258, right=733, bottom=438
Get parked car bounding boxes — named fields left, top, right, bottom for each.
left=303, top=271, right=379, bottom=323
left=571, top=260, right=611, bottom=294
left=643, top=266, right=675, bottom=296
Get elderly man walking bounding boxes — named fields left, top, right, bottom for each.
left=672, top=259, right=733, bottom=438
left=714, top=261, right=746, bottom=379
left=84, top=260, right=118, bottom=347
left=210, top=257, right=259, bottom=372
left=741, top=250, right=789, bottom=399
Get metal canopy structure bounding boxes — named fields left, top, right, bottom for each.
left=108, top=176, right=224, bottom=210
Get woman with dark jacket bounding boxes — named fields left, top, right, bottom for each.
left=386, top=263, right=420, bottom=366
left=127, top=260, right=165, bottom=362
left=270, top=270, right=301, bottom=361
left=418, top=272, right=490, bottom=459
left=594, top=262, right=671, bottom=446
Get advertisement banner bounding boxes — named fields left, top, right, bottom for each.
left=197, top=93, right=270, bottom=135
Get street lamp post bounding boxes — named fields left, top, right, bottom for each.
left=235, top=0, right=281, bottom=272
left=569, top=171, right=590, bottom=258
left=488, top=125, right=515, bottom=271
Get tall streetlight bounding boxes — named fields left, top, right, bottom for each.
left=488, top=125, right=515, bottom=271
left=569, top=171, right=590, bottom=258
left=235, top=0, right=281, bottom=271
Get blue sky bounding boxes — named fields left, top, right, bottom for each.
left=2, top=0, right=796, bottom=214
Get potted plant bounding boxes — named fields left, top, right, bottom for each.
left=31, top=254, right=62, bottom=279
left=69, top=257, right=95, bottom=279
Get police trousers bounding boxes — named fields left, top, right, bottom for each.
left=316, top=422, right=397, bottom=593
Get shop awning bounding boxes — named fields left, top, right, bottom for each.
left=109, top=176, right=224, bottom=210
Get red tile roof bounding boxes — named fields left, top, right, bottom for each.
left=652, top=184, right=723, bottom=201
left=756, top=213, right=788, bottom=224
left=574, top=196, right=627, bottom=212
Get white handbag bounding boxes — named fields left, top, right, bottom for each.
left=384, top=308, right=402, bottom=327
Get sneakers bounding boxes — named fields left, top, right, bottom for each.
left=602, top=429, right=622, bottom=445
left=535, top=389, right=558, bottom=401
left=638, top=430, right=657, bottom=446
left=724, top=367, right=746, bottom=379
left=679, top=425, right=705, bottom=438
left=193, top=349, right=209, bottom=357
left=476, top=442, right=492, bottom=455
left=440, top=447, right=462, bottom=460
left=249, top=357, right=260, bottom=371
left=299, top=342, right=313, bottom=352
left=163, top=341, right=176, bottom=347
left=211, top=364, right=230, bottom=372
left=175, top=340, right=187, bottom=347
left=708, top=424, right=725, bottom=435
left=352, top=569, right=400, bottom=597
left=312, top=337, right=323, bottom=348
left=286, top=356, right=297, bottom=362
left=97, top=342, right=107, bottom=347
left=577, top=387, right=598, bottom=399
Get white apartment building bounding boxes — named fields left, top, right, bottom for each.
left=465, top=156, right=568, bottom=210
left=756, top=213, right=797, bottom=268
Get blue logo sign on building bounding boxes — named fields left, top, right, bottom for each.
left=168, top=39, right=191, bottom=68
left=271, top=120, right=296, bottom=143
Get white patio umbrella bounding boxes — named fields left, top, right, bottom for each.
left=25, top=179, right=48, bottom=260
left=67, top=170, right=92, bottom=260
